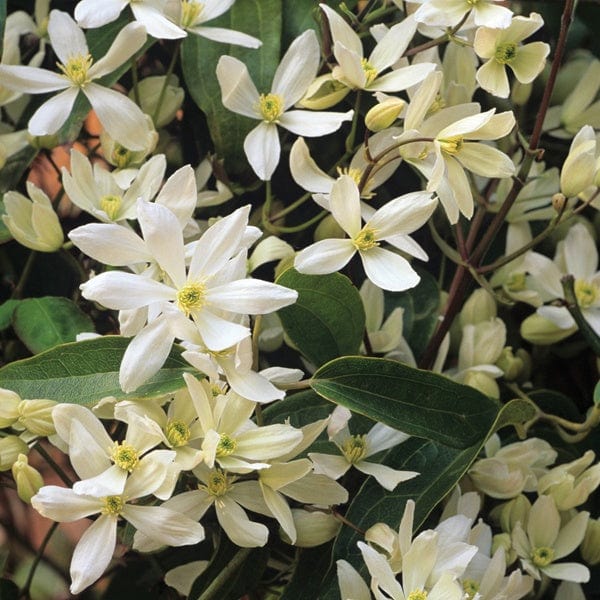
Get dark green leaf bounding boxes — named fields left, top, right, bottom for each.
left=0, top=146, right=38, bottom=195
left=0, top=198, right=11, bottom=242
left=0, top=299, right=20, bottom=330
left=0, top=578, right=19, bottom=600
left=276, top=269, right=366, bottom=367
left=311, top=356, right=498, bottom=448
left=595, top=380, right=600, bottom=406
left=12, top=296, right=94, bottom=354
left=279, top=543, right=334, bottom=600
left=181, top=0, right=282, bottom=178
left=0, top=336, right=194, bottom=405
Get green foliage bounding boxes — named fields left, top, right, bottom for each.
left=0, top=298, right=19, bottom=329
left=276, top=269, right=366, bottom=367
left=0, top=336, right=194, bottom=405
left=11, top=296, right=94, bottom=354
left=181, top=0, right=282, bottom=179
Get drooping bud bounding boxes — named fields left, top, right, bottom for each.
left=460, top=289, right=497, bottom=327
left=12, top=453, right=44, bottom=503
left=495, top=346, right=525, bottom=381
left=581, top=518, right=600, bottom=566
left=365, top=98, right=405, bottom=132
left=16, top=399, right=57, bottom=437
left=0, top=436, right=29, bottom=471
left=283, top=509, right=341, bottom=547
left=463, top=371, right=500, bottom=399
left=520, top=313, right=577, bottom=345
left=299, top=74, right=350, bottom=110
left=0, top=388, right=21, bottom=427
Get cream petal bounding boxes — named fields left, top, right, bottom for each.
left=320, top=4, right=363, bottom=56
left=361, top=247, right=420, bottom=292
left=216, top=496, right=269, bottom=547
left=444, top=156, right=474, bottom=219
left=369, top=15, right=417, bottom=72
left=261, top=484, right=296, bottom=543
left=75, top=0, right=127, bottom=28
left=358, top=542, right=404, bottom=598
left=553, top=511, right=590, bottom=559
left=368, top=63, right=436, bottom=92
left=216, top=55, right=261, bottom=118
left=236, top=425, right=303, bottom=460
left=225, top=366, right=285, bottom=402
left=198, top=0, right=236, bottom=21
left=329, top=174, right=362, bottom=236
left=206, top=279, right=297, bottom=315
left=48, top=10, right=88, bottom=63
left=279, top=473, right=348, bottom=505
left=333, top=42, right=367, bottom=89
left=472, top=3, right=513, bottom=28
left=130, top=3, right=186, bottom=39
left=278, top=109, right=353, bottom=137
left=308, top=452, right=350, bottom=480
left=0, top=65, right=68, bottom=93
left=294, top=239, right=356, bottom=275
left=366, top=422, right=410, bottom=456
left=244, top=122, right=281, bottom=181
left=73, top=464, right=127, bottom=497
left=510, top=42, right=550, bottom=84
left=193, top=309, right=250, bottom=351
left=542, top=562, right=590, bottom=583
left=28, top=87, right=79, bottom=135
left=337, top=560, right=371, bottom=600
left=458, top=143, right=515, bottom=178
left=191, top=26, right=261, bottom=48
left=356, top=460, right=418, bottom=491
left=125, top=505, right=205, bottom=546
left=70, top=515, right=117, bottom=595
left=368, top=192, right=437, bottom=238
left=564, top=223, right=598, bottom=279
left=89, top=22, right=147, bottom=79
left=31, top=486, right=103, bottom=522
left=528, top=495, right=560, bottom=548
left=476, top=59, right=510, bottom=98
left=473, top=27, right=500, bottom=60
left=289, top=138, right=334, bottom=193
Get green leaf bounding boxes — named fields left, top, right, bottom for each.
left=311, top=356, right=498, bottom=448
left=595, top=380, right=600, bottom=406
left=279, top=543, right=334, bottom=600
left=181, top=0, right=282, bottom=178
left=0, top=0, right=6, bottom=60
left=0, top=336, right=194, bottom=406
left=0, top=146, right=38, bottom=195
left=492, top=397, right=537, bottom=434
left=0, top=299, right=20, bottom=330
left=0, top=197, right=11, bottom=242
left=276, top=269, right=366, bottom=367
left=11, top=296, right=95, bottom=354
left=0, top=578, right=19, bottom=600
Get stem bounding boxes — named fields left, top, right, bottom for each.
left=197, top=547, right=253, bottom=600
left=267, top=210, right=328, bottom=234
left=152, top=39, right=182, bottom=125
left=11, top=251, right=37, bottom=299
left=32, top=442, right=73, bottom=487
left=345, top=92, right=362, bottom=153
left=403, top=12, right=470, bottom=57
left=19, top=522, right=59, bottom=600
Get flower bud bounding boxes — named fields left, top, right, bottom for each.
left=365, top=98, right=405, bottom=132
left=314, top=214, right=345, bottom=242
left=283, top=509, right=341, bottom=547
left=498, top=494, right=531, bottom=533
left=2, top=182, right=64, bottom=252
left=0, top=436, right=29, bottom=471
left=12, top=453, right=44, bottom=503
left=552, top=192, right=568, bottom=214
left=463, top=371, right=500, bottom=399
left=520, top=313, right=577, bottom=345
left=129, top=75, right=185, bottom=129
left=460, top=289, right=497, bottom=327
left=0, top=388, right=21, bottom=427
left=100, top=115, right=158, bottom=169
left=511, top=80, right=532, bottom=106
left=515, top=349, right=532, bottom=383
left=581, top=518, right=600, bottom=565
left=560, top=126, right=597, bottom=198
left=495, top=347, right=525, bottom=381
left=16, top=399, right=57, bottom=436
left=492, top=533, right=517, bottom=565
left=298, top=74, right=350, bottom=110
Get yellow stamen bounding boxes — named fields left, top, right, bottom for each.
left=438, top=135, right=464, bottom=155
left=531, top=546, right=555, bottom=568
left=341, top=434, right=368, bottom=463
left=575, top=279, right=599, bottom=309
left=258, top=93, right=284, bottom=122
left=495, top=43, right=518, bottom=65
left=462, top=579, right=480, bottom=600
left=102, top=495, right=124, bottom=515
left=111, top=144, right=132, bottom=169
left=216, top=434, right=237, bottom=457
left=361, top=58, right=378, bottom=86
left=166, top=420, right=191, bottom=447
left=206, top=469, right=231, bottom=497
left=99, top=194, right=122, bottom=221
left=177, top=282, right=206, bottom=317
left=58, top=53, right=93, bottom=87
left=353, top=227, right=379, bottom=252
left=110, top=442, right=139, bottom=472
left=407, top=590, right=428, bottom=600
left=181, top=0, right=203, bottom=28
left=506, top=272, right=527, bottom=293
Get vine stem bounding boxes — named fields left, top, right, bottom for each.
left=152, top=39, right=182, bottom=124
left=11, top=251, right=37, bottom=299
left=197, top=547, right=253, bottom=600
left=19, top=522, right=59, bottom=600
left=418, top=0, right=578, bottom=369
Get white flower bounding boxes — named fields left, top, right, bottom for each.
left=216, top=29, right=353, bottom=180
left=320, top=4, right=436, bottom=92
left=0, top=10, right=151, bottom=150
left=170, top=0, right=261, bottom=48
left=413, top=0, right=513, bottom=29
left=294, top=175, right=437, bottom=292
left=75, top=0, right=186, bottom=39
left=31, top=476, right=204, bottom=594
left=474, top=13, right=550, bottom=99
left=560, top=125, right=599, bottom=198
left=512, top=495, right=590, bottom=583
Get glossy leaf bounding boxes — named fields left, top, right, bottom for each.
left=12, top=296, right=94, bottom=354
left=181, top=0, right=282, bottom=178
left=0, top=336, right=194, bottom=405
left=311, top=356, right=498, bottom=448
left=277, top=269, right=366, bottom=367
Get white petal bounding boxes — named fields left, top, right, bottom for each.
left=73, top=464, right=127, bottom=497
left=278, top=109, right=353, bottom=137
left=48, top=10, right=88, bottom=63
left=155, top=164, right=196, bottom=225
left=329, top=174, right=362, bottom=236
left=28, top=87, right=79, bottom=135
left=476, top=59, right=510, bottom=98
left=308, top=452, right=351, bottom=480
left=361, top=247, right=420, bottom=292
left=70, top=515, right=116, bottom=594
left=358, top=541, right=404, bottom=598
left=193, top=310, right=250, bottom=351
left=75, top=0, right=127, bottom=28
left=458, top=143, right=515, bottom=178
left=333, top=42, right=367, bottom=89
left=244, top=122, right=280, bottom=181
left=320, top=4, right=362, bottom=56
left=207, top=279, right=297, bottom=315
left=356, top=460, right=418, bottom=491
left=369, top=16, right=417, bottom=72
left=216, top=55, right=260, bottom=118
left=191, top=26, right=261, bottom=48
left=84, top=83, right=151, bottom=151
left=216, top=496, right=269, bottom=547
left=368, top=192, right=437, bottom=238
left=225, top=366, right=284, bottom=402
left=542, top=562, right=590, bottom=583
left=0, top=65, right=68, bottom=93
left=294, top=239, right=356, bottom=275
left=31, top=486, right=102, bottom=522
left=130, top=3, right=186, bottom=39
left=337, top=560, right=371, bottom=600
left=289, top=137, right=334, bottom=193
left=368, top=63, right=436, bottom=92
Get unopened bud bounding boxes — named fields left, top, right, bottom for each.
left=129, top=75, right=184, bottom=129
left=12, top=454, right=44, bottom=503
left=299, top=74, right=350, bottom=110
left=0, top=388, right=21, bottom=427
left=498, top=494, right=531, bottom=533
left=460, top=289, right=497, bottom=327
left=365, top=98, right=405, bottom=132
left=0, top=436, right=29, bottom=471
left=511, top=80, right=533, bottom=106
left=27, top=132, right=60, bottom=150
left=581, top=518, right=600, bottom=565
left=492, top=533, right=517, bottom=565
left=17, top=399, right=57, bottom=436
left=282, top=509, right=341, bottom=547
left=552, top=192, right=568, bottom=213
left=463, top=371, right=500, bottom=399
left=520, top=313, right=576, bottom=345
left=496, top=347, right=524, bottom=381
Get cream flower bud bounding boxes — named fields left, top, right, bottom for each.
left=298, top=73, right=350, bottom=110
left=460, top=289, right=497, bottom=327
left=12, top=453, right=44, bottom=503
left=3, top=182, right=64, bottom=252
left=495, top=346, right=525, bottom=381
left=552, top=193, right=568, bottom=214
left=560, top=126, right=597, bottom=198
left=520, top=313, right=577, bottom=345
left=492, top=532, right=517, bottom=565
left=0, top=388, right=21, bottom=427
left=129, top=75, right=184, bottom=129
left=463, top=371, right=500, bottom=399
left=581, top=518, right=600, bottom=566
left=365, top=98, right=405, bottom=132
left=16, top=399, right=57, bottom=436
left=283, top=509, right=341, bottom=547
left=497, top=494, right=531, bottom=533
left=100, top=115, right=158, bottom=169
left=0, top=436, right=29, bottom=471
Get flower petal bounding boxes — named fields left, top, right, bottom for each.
left=48, top=10, right=88, bottom=63
left=216, top=55, right=261, bottom=118
left=191, top=26, right=261, bottom=48
left=294, top=239, right=356, bottom=275
left=278, top=109, right=353, bottom=136
left=216, top=496, right=269, bottom=547
left=244, top=122, right=280, bottom=181
left=28, top=87, right=79, bottom=136
left=361, top=247, right=421, bottom=292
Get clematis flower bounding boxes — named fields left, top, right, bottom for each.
left=75, top=0, right=186, bottom=39
left=474, top=13, right=550, bottom=99
left=31, top=474, right=205, bottom=594
left=294, top=175, right=437, bottom=292
left=0, top=10, right=151, bottom=150
left=412, top=0, right=513, bottom=29
left=170, top=0, right=262, bottom=48
left=216, top=29, right=353, bottom=180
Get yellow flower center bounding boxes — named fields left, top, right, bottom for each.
left=495, top=43, right=518, bottom=65
left=361, top=58, right=378, bottom=86
left=206, top=469, right=231, bottom=497
left=407, top=591, right=428, bottom=600
left=341, top=434, right=368, bottom=463
left=531, top=546, right=555, bottom=568
left=426, top=94, right=446, bottom=117
left=177, top=282, right=206, bottom=317
left=166, top=419, right=191, bottom=447
left=462, top=579, right=480, bottom=599
left=58, top=53, right=93, bottom=87
left=337, top=166, right=363, bottom=187
left=216, top=434, right=237, bottom=458
left=111, top=144, right=133, bottom=168
left=575, top=279, right=599, bottom=309
left=353, top=227, right=379, bottom=252
left=110, top=442, right=140, bottom=472
left=181, top=0, right=203, bottom=27
left=100, top=194, right=122, bottom=221
left=506, top=272, right=527, bottom=292
left=466, top=0, right=481, bottom=5
left=102, top=495, right=124, bottom=516
left=438, top=135, right=464, bottom=155
left=258, top=93, right=284, bottom=122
